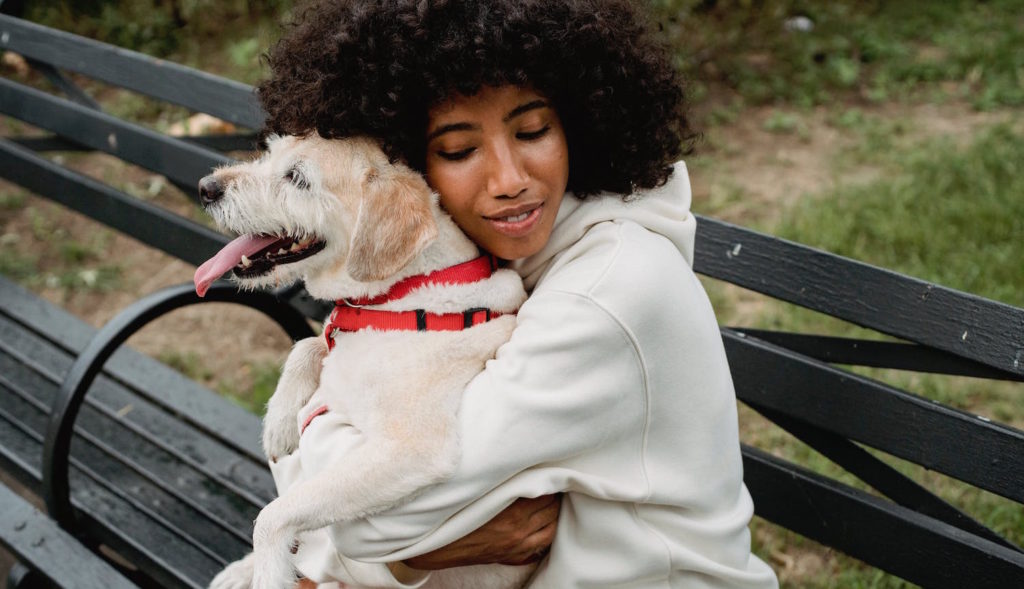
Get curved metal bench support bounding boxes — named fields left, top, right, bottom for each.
left=42, top=281, right=316, bottom=531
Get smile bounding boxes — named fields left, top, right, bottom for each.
left=484, top=204, right=544, bottom=237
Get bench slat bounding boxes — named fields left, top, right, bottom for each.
left=744, top=446, right=1024, bottom=589
left=0, top=137, right=229, bottom=267
left=0, top=278, right=267, bottom=463
left=0, top=318, right=274, bottom=505
left=0, top=14, right=264, bottom=129
left=0, top=378, right=239, bottom=589
left=0, top=483, right=139, bottom=589
left=725, top=329, right=1024, bottom=504
left=735, top=329, right=1023, bottom=382
left=0, top=77, right=233, bottom=189
left=751, top=403, right=1018, bottom=550
left=0, top=373, right=252, bottom=559
left=0, top=293, right=274, bottom=512
left=696, top=215, right=1024, bottom=377
left=0, top=277, right=275, bottom=587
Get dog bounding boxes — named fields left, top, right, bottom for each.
left=193, top=134, right=532, bottom=589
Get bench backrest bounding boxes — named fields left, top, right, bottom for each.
left=696, top=217, right=1024, bottom=585
left=1, top=13, right=1022, bottom=588
left=0, top=13, right=329, bottom=318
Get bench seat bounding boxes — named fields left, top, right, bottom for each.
left=0, top=276, right=271, bottom=589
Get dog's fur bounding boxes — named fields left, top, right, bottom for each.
left=199, top=135, right=531, bottom=589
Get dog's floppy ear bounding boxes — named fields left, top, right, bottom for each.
left=347, top=165, right=438, bottom=282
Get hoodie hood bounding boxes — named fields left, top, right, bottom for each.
left=511, top=161, right=695, bottom=290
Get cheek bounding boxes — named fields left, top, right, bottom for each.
left=430, top=171, right=473, bottom=220
left=428, top=155, right=488, bottom=213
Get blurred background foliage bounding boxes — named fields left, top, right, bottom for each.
left=20, top=0, right=1024, bottom=109
left=651, top=0, right=1024, bottom=110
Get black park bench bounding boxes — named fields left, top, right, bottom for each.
left=1, top=11, right=1023, bottom=589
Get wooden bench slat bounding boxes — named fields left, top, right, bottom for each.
left=735, top=329, right=1024, bottom=382
left=0, top=371, right=253, bottom=553
left=0, top=403, right=45, bottom=482
left=0, top=278, right=266, bottom=463
left=0, top=297, right=274, bottom=514
left=743, top=445, right=1024, bottom=589
left=67, top=471, right=229, bottom=589
left=0, top=77, right=233, bottom=189
left=23, top=57, right=103, bottom=111
left=751, top=403, right=1017, bottom=550
left=725, top=329, right=1024, bottom=503
left=0, top=137, right=229, bottom=267
left=0, top=483, right=140, bottom=589
left=0, top=14, right=264, bottom=129
left=696, top=215, right=1024, bottom=377
left=0, top=379, right=242, bottom=589
left=0, top=317, right=274, bottom=505
left=0, top=277, right=277, bottom=587
left=8, top=134, right=260, bottom=155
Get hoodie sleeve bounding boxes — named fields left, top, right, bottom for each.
left=329, top=275, right=651, bottom=561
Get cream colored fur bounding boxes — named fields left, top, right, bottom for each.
left=202, top=135, right=530, bottom=589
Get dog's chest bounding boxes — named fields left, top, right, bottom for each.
left=309, top=317, right=515, bottom=418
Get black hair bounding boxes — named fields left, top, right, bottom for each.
left=259, top=0, right=695, bottom=197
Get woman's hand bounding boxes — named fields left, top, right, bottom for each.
left=402, top=494, right=561, bottom=570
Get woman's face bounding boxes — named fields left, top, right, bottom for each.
left=425, top=85, right=570, bottom=260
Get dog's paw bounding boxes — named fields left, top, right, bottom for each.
left=261, top=409, right=300, bottom=461
left=250, top=544, right=299, bottom=589
left=208, top=552, right=256, bottom=589
left=262, top=337, right=329, bottom=460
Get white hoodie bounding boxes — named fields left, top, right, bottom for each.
left=274, top=162, right=778, bottom=588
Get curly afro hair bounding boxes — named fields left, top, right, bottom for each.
left=258, top=0, right=695, bottom=197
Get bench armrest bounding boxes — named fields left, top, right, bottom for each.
left=42, top=281, right=316, bottom=532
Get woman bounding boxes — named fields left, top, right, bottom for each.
left=260, top=1, right=778, bottom=587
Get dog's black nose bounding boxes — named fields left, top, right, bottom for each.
left=198, top=175, right=225, bottom=206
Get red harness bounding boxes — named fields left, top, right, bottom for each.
left=324, top=255, right=509, bottom=350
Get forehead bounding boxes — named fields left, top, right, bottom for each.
left=428, top=85, right=548, bottom=124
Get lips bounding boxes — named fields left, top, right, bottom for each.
left=484, top=203, right=544, bottom=237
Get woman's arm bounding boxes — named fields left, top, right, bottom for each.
left=330, top=285, right=648, bottom=561
left=402, top=494, right=561, bottom=570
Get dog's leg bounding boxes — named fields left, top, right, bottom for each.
left=263, top=336, right=329, bottom=461
left=250, top=401, right=460, bottom=589
left=208, top=551, right=257, bottom=589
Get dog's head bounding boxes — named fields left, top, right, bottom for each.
left=194, top=134, right=438, bottom=299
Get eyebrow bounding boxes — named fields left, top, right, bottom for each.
left=426, top=99, right=550, bottom=142
left=503, top=99, right=549, bottom=122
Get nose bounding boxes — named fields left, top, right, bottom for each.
left=198, top=175, right=224, bottom=206
left=485, top=140, right=529, bottom=199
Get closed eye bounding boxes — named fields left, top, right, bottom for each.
left=436, top=147, right=475, bottom=162
left=517, top=126, right=550, bottom=141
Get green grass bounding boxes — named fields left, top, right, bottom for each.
left=217, top=361, right=283, bottom=415
left=777, top=123, right=1024, bottom=307
left=159, top=349, right=282, bottom=415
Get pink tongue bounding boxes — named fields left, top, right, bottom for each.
left=194, top=235, right=280, bottom=297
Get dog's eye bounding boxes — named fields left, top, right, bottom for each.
left=285, top=167, right=309, bottom=190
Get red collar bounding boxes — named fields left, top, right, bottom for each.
left=340, top=255, right=498, bottom=307
left=325, top=255, right=510, bottom=348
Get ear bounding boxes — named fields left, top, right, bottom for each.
left=347, top=165, right=438, bottom=282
